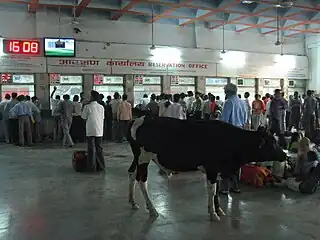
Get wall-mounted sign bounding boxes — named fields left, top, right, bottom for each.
left=1, top=73, right=13, bottom=84
left=0, top=56, right=46, bottom=73
left=49, top=73, right=60, bottom=85
left=134, top=75, right=143, bottom=85
left=94, top=74, right=103, bottom=85
left=47, top=58, right=110, bottom=74
left=170, top=76, right=179, bottom=85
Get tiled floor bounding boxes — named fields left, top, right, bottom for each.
left=0, top=142, right=319, bottom=240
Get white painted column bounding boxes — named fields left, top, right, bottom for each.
left=308, top=47, right=320, bottom=91
left=125, top=75, right=134, bottom=105
left=197, top=76, right=206, bottom=93
left=36, top=73, right=49, bottom=109
left=83, top=74, right=93, bottom=101
left=162, top=75, right=170, bottom=93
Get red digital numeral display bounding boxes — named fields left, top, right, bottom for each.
left=3, top=39, right=40, bottom=55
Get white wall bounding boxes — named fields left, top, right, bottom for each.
left=0, top=8, right=306, bottom=58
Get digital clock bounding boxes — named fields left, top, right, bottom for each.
left=2, top=39, right=41, bottom=56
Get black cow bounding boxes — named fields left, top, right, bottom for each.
left=127, top=116, right=287, bottom=221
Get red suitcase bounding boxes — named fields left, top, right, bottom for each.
left=72, top=151, right=87, bottom=172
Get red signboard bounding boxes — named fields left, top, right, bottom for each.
left=134, top=75, right=143, bottom=85
left=49, top=73, right=60, bottom=85
left=94, top=74, right=103, bottom=85
left=1, top=73, right=13, bottom=84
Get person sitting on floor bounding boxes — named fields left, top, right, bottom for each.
left=288, top=132, right=302, bottom=153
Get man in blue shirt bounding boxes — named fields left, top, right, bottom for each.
left=220, top=83, right=248, bottom=194
left=221, top=83, right=248, bottom=127
left=9, top=95, right=33, bottom=146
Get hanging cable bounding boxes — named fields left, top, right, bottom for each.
left=222, top=12, right=225, bottom=53
left=151, top=4, right=155, bottom=48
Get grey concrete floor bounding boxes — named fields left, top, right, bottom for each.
left=0, top=142, right=319, bottom=240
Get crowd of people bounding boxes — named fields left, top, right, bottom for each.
left=1, top=83, right=320, bottom=186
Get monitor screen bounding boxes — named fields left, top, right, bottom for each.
left=44, top=38, right=75, bottom=57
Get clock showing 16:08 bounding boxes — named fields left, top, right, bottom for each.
left=2, top=39, right=41, bottom=56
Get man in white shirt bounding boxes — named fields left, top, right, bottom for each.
left=51, top=87, right=62, bottom=140
left=82, top=90, right=105, bottom=172
left=186, top=91, right=195, bottom=117
left=167, top=94, right=186, bottom=120
left=138, top=94, right=150, bottom=110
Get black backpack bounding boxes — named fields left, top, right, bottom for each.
left=299, top=164, right=320, bottom=194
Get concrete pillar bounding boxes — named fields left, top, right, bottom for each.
left=308, top=47, right=320, bottom=92
left=163, top=75, right=170, bottom=93
left=254, top=78, right=259, bottom=95
left=83, top=74, right=93, bottom=101
left=36, top=73, right=49, bottom=109
left=257, top=78, right=264, bottom=96
left=125, top=75, right=134, bottom=105
left=197, top=76, right=206, bottom=93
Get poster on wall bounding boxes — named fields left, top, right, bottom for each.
left=47, top=58, right=111, bottom=74
left=94, top=74, right=103, bottom=85
left=0, top=56, right=46, bottom=73
left=49, top=73, right=60, bottom=85
left=1, top=73, right=13, bottom=84
left=170, top=76, right=179, bottom=85
left=134, top=75, right=143, bottom=85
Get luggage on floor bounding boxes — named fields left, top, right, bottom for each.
left=240, top=164, right=273, bottom=188
left=299, top=163, right=320, bottom=194
left=72, top=150, right=87, bottom=172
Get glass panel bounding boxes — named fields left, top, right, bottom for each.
left=288, top=88, right=305, bottom=96
left=289, top=79, right=305, bottom=88
left=205, top=86, right=225, bottom=100
left=263, top=87, right=278, bottom=96
left=49, top=85, right=83, bottom=101
left=103, top=76, right=124, bottom=85
left=93, top=85, right=124, bottom=101
left=59, top=75, right=82, bottom=84
left=206, top=78, right=228, bottom=85
left=134, top=85, right=161, bottom=106
left=237, top=87, right=256, bottom=99
left=1, top=85, right=35, bottom=99
left=142, top=76, right=161, bottom=85
left=178, top=77, right=195, bottom=85
left=243, top=78, right=255, bottom=86
left=170, top=85, right=195, bottom=94
left=264, top=79, right=280, bottom=87
left=12, top=75, right=34, bottom=84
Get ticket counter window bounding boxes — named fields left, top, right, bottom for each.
left=235, top=78, right=256, bottom=98
left=93, top=75, right=124, bottom=101
left=263, top=79, right=281, bottom=96
left=49, top=75, right=83, bottom=103
left=1, top=74, right=35, bottom=99
left=133, top=76, right=161, bottom=106
left=205, top=77, right=227, bottom=99
left=170, top=77, right=195, bottom=94
left=288, top=79, right=306, bottom=97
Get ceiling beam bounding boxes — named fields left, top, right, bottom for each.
left=262, top=17, right=320, bottom=35
left=111, top=0, right=141, bottom=21
left=209, top=6, right=273, bottom=30
left=28, top=0, right=39, bottom=13
left=74, top=0, right=92, bottom=17
left=236, top=10, right=308, bottom=33
left=180, top=1, right=240, bottom=27
left=285, top=28, right=320, bottom=37
left=150, top=0, right=193, bottom=23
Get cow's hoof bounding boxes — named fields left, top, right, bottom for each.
left=209, top=213, right=220, bottom=222
left=149, top=209, right=159, bottom=217
left=217, top=208, right=226, bottom=216
left=130, top=202, right=139, bottom=210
